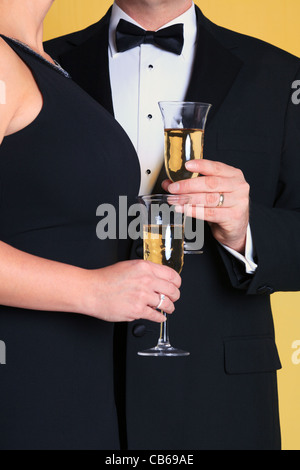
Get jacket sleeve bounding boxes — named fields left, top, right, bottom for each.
left=219, top=67, right=300, bottom=295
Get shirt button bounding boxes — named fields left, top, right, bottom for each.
left=132, top=324, right=147, bottom=338
left=148, top=114, right=153, bottom=120
left=146, top=169, right=151, bottom=175
left=148, top=64, right=154, bottom=69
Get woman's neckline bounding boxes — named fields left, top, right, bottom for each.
left=0, top=34, right=71, bottom=79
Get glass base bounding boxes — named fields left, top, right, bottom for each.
left=138, top=344, right=190, bottom=357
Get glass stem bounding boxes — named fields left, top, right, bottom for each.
left=158, top=311, right=171, bottom=348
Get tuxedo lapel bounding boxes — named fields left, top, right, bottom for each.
left=154, top=7, right=244, bottom=190
left=186, top=7, right=243, bottom=124
left=58, top=10, right=114, bottom=115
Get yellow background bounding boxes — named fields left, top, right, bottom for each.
left=44, top=1, right=300, bottom=450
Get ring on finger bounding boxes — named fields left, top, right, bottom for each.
left=156, top=294, right=165, bottom=310
left=217, top=193, right=225, bottom=208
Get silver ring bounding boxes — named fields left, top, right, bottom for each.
left=217, top=193, right=225, bottom=207
left=156, top=294, right=165, bottom=310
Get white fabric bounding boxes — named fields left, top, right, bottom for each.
left=108, top=2, right=257, bottom=273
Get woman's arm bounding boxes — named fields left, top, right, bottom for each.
left=0, top=241, right=181, bottom=323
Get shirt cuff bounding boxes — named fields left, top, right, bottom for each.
left=220, top=224, right=258, bottom=274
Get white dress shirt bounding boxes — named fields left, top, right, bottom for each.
left=108, top=2, right=257, bottom=274
left=109, top=3, right=197, bottom=196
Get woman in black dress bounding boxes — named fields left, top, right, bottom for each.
left=0, top=0, right=181, bottom=449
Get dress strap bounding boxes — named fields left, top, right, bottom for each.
left=0, top=33, right=71, bottom=78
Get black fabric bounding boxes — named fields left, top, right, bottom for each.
left=0, top=35, right=140, bottom=449
left=115, top=19, right=184, bottom=55
left=45, top=6, right=300, bottom=450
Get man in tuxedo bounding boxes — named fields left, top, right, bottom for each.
left=45, top=0, right=300, bottom=450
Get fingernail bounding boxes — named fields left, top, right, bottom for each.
left=185, top=161, right=195, bottom=170
left=169, top=183, right=179, bottom=192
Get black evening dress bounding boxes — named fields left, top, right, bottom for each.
left=0, top=35, right=140, bottom=450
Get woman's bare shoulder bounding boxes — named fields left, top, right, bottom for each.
left=0, top=36, right=25, bottom=83
left=0, top=37, right=26, bottom=143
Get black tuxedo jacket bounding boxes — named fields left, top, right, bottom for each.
left=46, top=6, right=300, bottom=450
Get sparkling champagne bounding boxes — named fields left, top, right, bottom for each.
left=164, top=128, right=204, bottom=182
left=143, top=224, right=184, bottom=274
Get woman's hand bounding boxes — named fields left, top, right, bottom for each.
left=85, top=260, right=182, bottom=323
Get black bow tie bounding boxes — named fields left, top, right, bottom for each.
left=115, top=19, right=184, bottom=55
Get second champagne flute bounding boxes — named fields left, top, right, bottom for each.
left=137, top=194, right=190, bottom=357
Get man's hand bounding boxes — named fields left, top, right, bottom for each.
left=162, top=159, right=250, bottom=254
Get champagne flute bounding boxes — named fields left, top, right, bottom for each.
left=158, top=101, right=212, bottom=182
left=137, top=194, right=190, bottom=357
left=158, top=101, right=211, bottom=254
